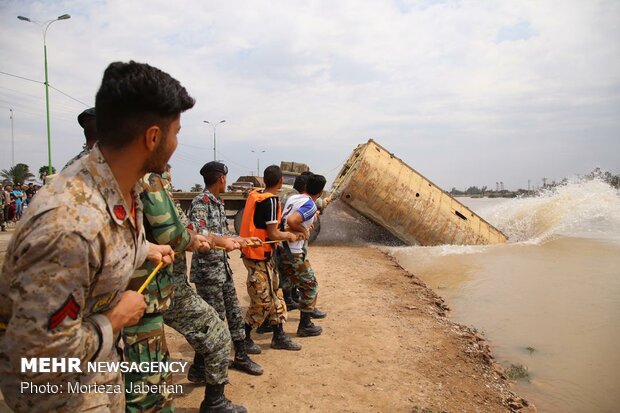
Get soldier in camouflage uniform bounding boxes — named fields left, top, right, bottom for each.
left=125, top=165, right=247, bottom=413
left=188, top=161, right=263, bottom=377
left=0, top=60, right=188, bottom=413
left=123, top=172, right=213, bottom=413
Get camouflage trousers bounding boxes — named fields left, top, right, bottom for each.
left=243, top=257, right=287, bottom=328
left=163, top=259, right=231, bottom=385
left=277, top=252, right=319, bottom=312
left=194, top=269, right=246, bottom=342
left=123, top=314, right=174, bottom=413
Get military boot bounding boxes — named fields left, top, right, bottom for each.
left=188, top=352, right=206, bottom=384
left=244, top=323, right=261, bottom=354
left=271, top=323, right=302, bottom=351
left=255, top=319, right=273, bottom=334
left=231, top=340, right=263, bottom=376
left=283, top=288, right=299, bottom=311
left=199, top=383, right=247, bottom=413
left=297, top=311, right=323, bottom=337
left=309, top=308, right=327, bottom=319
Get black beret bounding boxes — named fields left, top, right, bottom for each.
left=77, top=107, right=96, bottom=127
left=200, top=161, right=228, bottom=177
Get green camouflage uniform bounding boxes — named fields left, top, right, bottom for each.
left=155, top=179, right=231, bottom=386
left=277, top=252, right=318, bottom=312
left=123, top=172, right=193, bottom=413
left=188, top=189, right=245, bottom=341
left=0, top=146, right=148, bottom=412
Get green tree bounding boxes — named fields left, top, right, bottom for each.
left=0, top=163, right=34, bottom=184
left=39, top=165, right=57, bottom=181
left=190, top=183, right=204, bottom=192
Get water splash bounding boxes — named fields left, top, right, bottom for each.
left=480, top=179, right=620, bottom=244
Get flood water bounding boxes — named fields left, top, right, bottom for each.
left=386, top=180, right=620, bottom=413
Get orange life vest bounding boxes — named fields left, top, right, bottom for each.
left=240, top=190, right=281, bottom=261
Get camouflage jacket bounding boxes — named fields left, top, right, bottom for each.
left=62, top=147, right=90, bottom=171
left=0, top=145, right=148, bottom=412
left=126, top=173, right=193, bottom=314
left=188, top=188, right=233, bottom=283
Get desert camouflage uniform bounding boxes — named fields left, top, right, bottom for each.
left=188, top=189, right=245, bottom=341
left=62, top=147, right=90, bottom=171
left=243, top=258, right=287, bottom=328
left=0, top=145, right=148, bottom=413
left=123, top=172, right=194, bottom=413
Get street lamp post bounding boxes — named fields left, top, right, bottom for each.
left=251, top=149, right=266, bottom=177
left=203, top=120, right=226, bottom=161
left=18, top=13, right=71, bottom=175
left=9, top=109, right=14, bottom=167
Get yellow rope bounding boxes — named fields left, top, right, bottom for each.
left=137, top=261, right=164, bottom=294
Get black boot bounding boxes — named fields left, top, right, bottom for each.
left=310, top=308, right=327, bottom=319
left=232, top=340, right=263, bottom=376
left=283, top=288, right=299, bottom=311
left=255, top=319, right=273, bottom=334
left=297, top=311, right=323, bottom=337
left=199, top=383, right=247, bottom=413
left=244, top=323, right=261, bottom=354
left=188, top=352, right=206, bottom=384
left=271, top=323, right=302, bottom=351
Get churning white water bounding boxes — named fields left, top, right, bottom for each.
left=385, top=180, right=620, bottom=413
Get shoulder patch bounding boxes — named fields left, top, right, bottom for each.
left=91, top=291, right=118, bottom=313
left=202, top=195, right=211, bottom=203
left=49, top=294, right=80, bottom=330
left=113, top=205, right=126, bottom=220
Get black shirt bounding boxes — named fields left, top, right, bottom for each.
left=253, top=196, right=279, bottom=230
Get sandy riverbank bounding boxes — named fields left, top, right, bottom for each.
left=168, top=245, right=535, bottom=413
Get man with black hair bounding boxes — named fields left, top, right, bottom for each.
left=0, top=60, right=184, bottom=412
left=187, top=161, right=263, bottom=378
left=240, top=165, right=304, bottom=351
left=278, top=173, right=327, bottom=337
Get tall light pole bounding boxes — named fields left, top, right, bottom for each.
left=203, top=120, right=226, bottom=161
left=18, top=13, right=71, bottom=175
left=251, top=149, right=266, bottom=176
left=9, top=109, right=15, bottom=167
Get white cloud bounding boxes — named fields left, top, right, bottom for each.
left=0, top=0, right=618, bottom=190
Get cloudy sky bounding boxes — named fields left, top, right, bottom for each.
left=0, top=0, right=618, bottom=191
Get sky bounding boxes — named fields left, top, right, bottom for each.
left=0, top=0, right=618, bottom=191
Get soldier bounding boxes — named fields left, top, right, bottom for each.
left=0, top=60, right=184, bottom=412
left=187, top=161, right=263, bottom=377
left=123, top=172, right=216, bottom=413
left=240, top=165, right=304, bottom=351
left=63, top=107, right=98, bottom=170
left=278, top=173, right=327, bottom=337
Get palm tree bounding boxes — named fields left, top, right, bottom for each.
left=0, top=163, right=34, bottom=185
left=39, top=165, right=57, bottom=181
left=190, top=183, right=204, bottom=192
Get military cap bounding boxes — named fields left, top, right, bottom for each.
left=200, top=161, right=228, bottom=177
left=77, top=107, right=96, bottom=127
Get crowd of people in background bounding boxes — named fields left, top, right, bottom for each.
left=0, top=182, right=40, bottom=231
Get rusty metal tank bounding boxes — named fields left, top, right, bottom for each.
left=331, top=139, right=507, bottom=246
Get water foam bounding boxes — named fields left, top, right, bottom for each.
left=480, top=179, right=620, bottom=244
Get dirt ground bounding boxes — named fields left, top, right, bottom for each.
left=168, top=246, right=535, bottom=413
left=0, top=227, right=534, bottom=413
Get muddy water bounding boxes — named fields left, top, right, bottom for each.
left=386, top=181, right=620, bottom=413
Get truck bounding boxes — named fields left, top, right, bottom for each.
left=172, top=161, right=321, bottom=241
left=330, top=139, right=508, bottom=246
